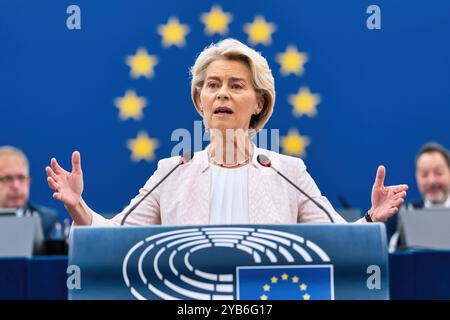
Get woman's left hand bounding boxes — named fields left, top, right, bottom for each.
left=369, top=165, right=408, bottom=222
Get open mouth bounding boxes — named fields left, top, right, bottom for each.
left=427, top=188, right=443, bottom=195
left=427, top=185, right=444, bottom=192
left=213, top=106, right=234, bottom=115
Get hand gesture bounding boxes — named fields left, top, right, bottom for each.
left=46, top=151, right=84, bottom=209
left=370, top=165, right=408, bottom=222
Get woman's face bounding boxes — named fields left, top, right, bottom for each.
left=197, top=59, right=263, bottom=132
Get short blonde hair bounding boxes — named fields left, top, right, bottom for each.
left=0, top=146, right=29, bottom=174
left=190, top=38, right=275, bottom=131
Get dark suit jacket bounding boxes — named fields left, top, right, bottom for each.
left=25, top=202, right=60, bottom=240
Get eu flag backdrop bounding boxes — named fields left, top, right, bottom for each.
left=1, top=1, right=449, bottom=221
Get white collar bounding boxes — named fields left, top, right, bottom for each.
left=424, top=195, right=450, bottom=209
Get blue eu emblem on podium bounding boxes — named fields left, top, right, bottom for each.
left=237, top=265, right=334, bottom=300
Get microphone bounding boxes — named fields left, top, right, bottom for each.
left=338, top=194, right=352, bottom=209
left=120, top=151, right=194, bottom=225
left=256, top=154, right=335, bottom=223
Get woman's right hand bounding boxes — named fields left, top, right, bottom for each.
left=46, top=151, right=84, bottom=209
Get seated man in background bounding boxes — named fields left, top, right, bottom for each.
left=0, top=146, right=59, bottom=252
left=411, top=142, right=450, bottom=209
left=387, top=142, right=450, bottom=250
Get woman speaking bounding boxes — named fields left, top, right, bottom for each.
left=45, top=38, right=408, bottom=226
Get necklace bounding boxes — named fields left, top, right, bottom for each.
left=210, top=155, right=250, bottom=168
left=208, top=147, right=252, bottom=168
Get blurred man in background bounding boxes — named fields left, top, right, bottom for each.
left=387, top=142, right=450, bottom=250
left=412, top=142, right=450, bottom=208
left=0, top=146, right=59, bottom=245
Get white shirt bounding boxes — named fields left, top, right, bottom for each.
left=424, top=196, right=450, bottom=209
left=209, top=165, right=249, bottom=224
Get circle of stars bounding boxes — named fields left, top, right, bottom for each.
left=260, top=273, right=311, bottom=300
left=114, top=5, right=322, bottom=163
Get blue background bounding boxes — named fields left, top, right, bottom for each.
left=1, top=0, right=449, bottom=221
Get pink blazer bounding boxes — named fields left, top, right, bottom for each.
left=90, top=146, right=366, bottom=226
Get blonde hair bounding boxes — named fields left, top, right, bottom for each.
left=190, top=38, right=275, bottom=131
left=0, top=146, right=29, bottom=174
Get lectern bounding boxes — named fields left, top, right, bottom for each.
left=69, top=224, right=389, bottom=300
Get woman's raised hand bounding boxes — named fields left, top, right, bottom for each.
left=46, top=151, right=84, bottom=209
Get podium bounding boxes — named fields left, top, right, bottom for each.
left=69, top=224, right=389, bottom=300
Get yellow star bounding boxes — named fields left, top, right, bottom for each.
left=127, top=131, right=159, bottom=163
left=114, top=90, right=147, bottom=121
left=276, top=45, right=308, bottom=76
left=289, top=87, right=321, bottom=117
left=201, top=5, right=232, bottom=35
left=244, top=16, right=276, bottom=46
left=281, top=273, right=289, bottom=280
left=302, top=293, right=311, bottom=300
left=262, top=284, right=270, bottom=292
left=300, top=283, right=308, bottom=291
left=260, top=294, right=268, bottom=300
left=281, top=129, right=310, bottom=157
left=126, top=48, right=158, bottom=79
left=292, top=276, right=299, bottom=283
left=270, top=276, right=278, bottom=284
left=157, top=17, right=190, bottom=48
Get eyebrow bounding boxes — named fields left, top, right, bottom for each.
left=205, top=76, right=247, bottom=82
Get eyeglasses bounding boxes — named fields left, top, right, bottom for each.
left=0, top=174, right=29, bottom=185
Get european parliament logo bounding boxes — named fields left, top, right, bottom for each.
left=122, top=227, right=335, bottom=300
left=237, top=265, right=334, bottom=300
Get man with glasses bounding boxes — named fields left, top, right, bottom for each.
left=0, top=146, right=59, bottom=243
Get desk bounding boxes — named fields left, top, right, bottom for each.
left=0, top=256, right=67, bottom=300
left=1, top=250, right=449, bottom=299
left=389, top=249, right=450, bottom=299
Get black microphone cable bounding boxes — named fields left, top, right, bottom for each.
left=120, top=151, right=194, bottom=226
left=257, top=154, right=335, bottom=223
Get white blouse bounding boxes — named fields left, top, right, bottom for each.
left=209, top=165, right=249, bottom=224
